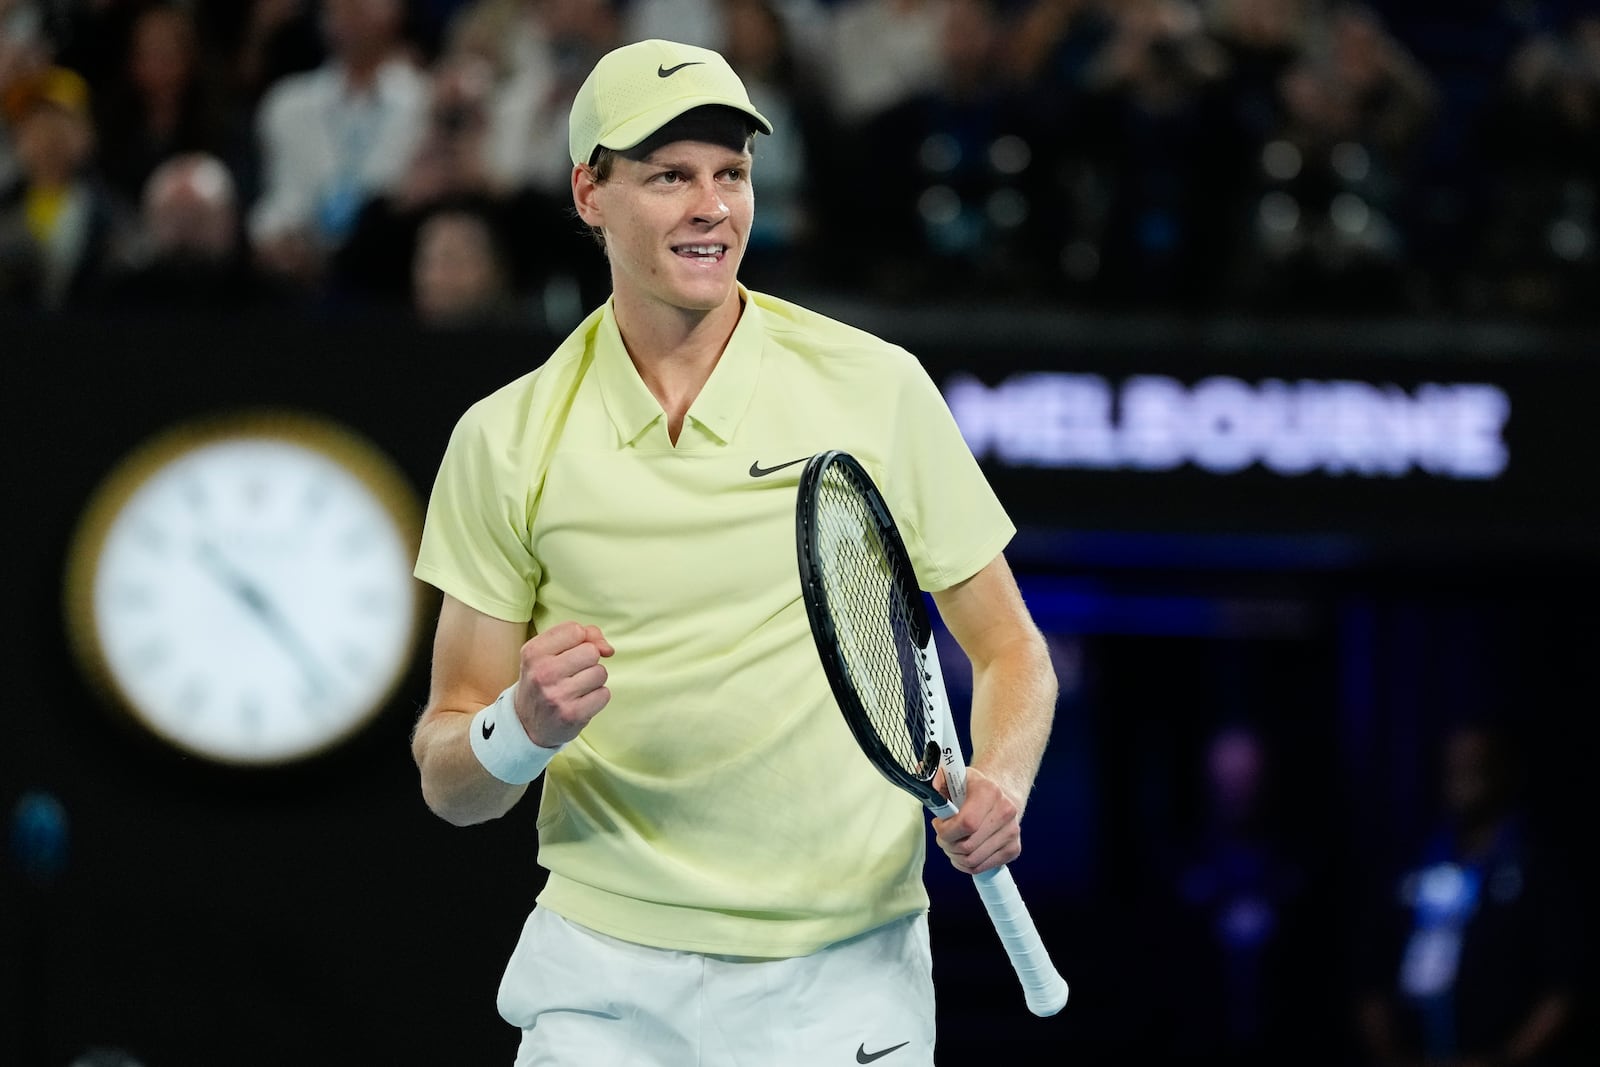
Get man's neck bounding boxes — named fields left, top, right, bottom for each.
left=613, top=292, right=743, bottom=443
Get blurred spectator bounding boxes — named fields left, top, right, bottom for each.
left=98, top=151, right=281, bottom=314
left=722, top=0, right=830, bottom=291
left=1204, top=0, right=1318, bottom=146
left=438, top=0, right=520, bottom=77
left=1366, top=0, right=1565, bottom=311
left=434, top=0, right=618, bottom=319
left=0, top=1, right=1590, bottom=323
left=0, top=0, right=50, bottom=191
left=1074, top=0, right=1244, bottom=309
left=1151, top=723, right=1333, bottom=1067
left=623, top=0, right=725, bottom=51
left=0, top=64, right=127, bottom=310
left=446, top=0, right=618, bottom=198
left=822, top=0, right=950, bottom=130
left=332, top=46, right=605, bottom=321
left=1352, top=720, right=1584, bottom=1067
left=409, top=0, right=482, bottom=56
left=138, top=151, right=240, bottom=261
left=1233, top=3, right=1439, bottom=312
left=998, top=0, right=1117, bottom=298
left=847, top=0, right=1059, bottom=299
left=201, top=0, right=326, bottom=110
left=1473, top=12, right=1600, bottom=317
left=332, top=48, right=498, bottom=305
left=94, top=3, right=237, bottom=210
left=1006, top=0, right=1114, bottom=96
left=1325, top=5, right=1440, bottom=158
left=410, top=199, right=518, bottom=326
left=248, top=0, right=427, bottom=292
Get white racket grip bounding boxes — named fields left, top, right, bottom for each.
left=973, top=865, right=1070, bottom=1016
left=920, top=635, right=1069, bottom=1017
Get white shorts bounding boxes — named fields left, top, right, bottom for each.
left=498, top=907, right=936, bottom=1066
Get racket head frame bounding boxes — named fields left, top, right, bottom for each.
left=796, top=450, right=945, bottom=810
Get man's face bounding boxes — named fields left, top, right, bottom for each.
left=576, top=138, right=753, bottom=317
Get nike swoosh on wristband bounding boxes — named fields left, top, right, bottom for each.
left=748, top=457, right=808, bottom=478
left=856, top=1042, right=909, bottom=1064
left=657, top=61, right=704, bottom=77
left=481, top=718, right=495, bottom=740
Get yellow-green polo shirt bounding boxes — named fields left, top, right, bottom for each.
left=414, top=287, right=1015, bottom=957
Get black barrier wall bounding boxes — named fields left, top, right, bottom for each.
left=4, top=309, right=1596, bottom=1066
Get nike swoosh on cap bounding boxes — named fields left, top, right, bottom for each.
left=658, top=61, right=705, bottom=77
left=856, top=1042, right=909, bottom=1064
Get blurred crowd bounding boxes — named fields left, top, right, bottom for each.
left=1, top=0, right=1597, bottom=329
left=1140, top=718, right=1587, bottom=1067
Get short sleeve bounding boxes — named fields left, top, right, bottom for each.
left=413, top=403, right=541, bottom=622
left=883, top=351, right=1015, bottom=592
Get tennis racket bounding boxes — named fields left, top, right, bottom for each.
left=795, top=449, right=1069, bottom=1018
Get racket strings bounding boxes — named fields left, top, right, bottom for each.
left=814, top=470, right=934, bottom=779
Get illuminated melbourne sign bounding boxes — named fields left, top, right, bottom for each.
left=945, top=373, right=1510, bottom=480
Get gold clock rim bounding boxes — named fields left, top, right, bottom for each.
left=63, top=408, right=428, bottom=768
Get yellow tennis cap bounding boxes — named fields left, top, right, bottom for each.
left=568, top=39, right=772, bottom=166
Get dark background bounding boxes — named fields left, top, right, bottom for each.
left=3, top=308, right=1596, bottom=1065
left=5, top=0, right=1600, bottom=1062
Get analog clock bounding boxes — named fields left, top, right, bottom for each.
left=64, top=411, right=425, bottom=767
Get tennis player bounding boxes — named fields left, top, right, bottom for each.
left=410, top=38, right=1058, bottom=1066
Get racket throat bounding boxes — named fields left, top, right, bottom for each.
left=920, top=740, right=959, bottom=818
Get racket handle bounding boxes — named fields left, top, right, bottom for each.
left=972, top=864, right=1070, bottom=1017
left=923, top=642, right=1068, bottom=1016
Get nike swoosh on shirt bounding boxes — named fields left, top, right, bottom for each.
left=657, top=61, right=705, bottom=77
left=748, top=457, right=809, bottom=478
left=856, top=1042, right=910, bottom=1064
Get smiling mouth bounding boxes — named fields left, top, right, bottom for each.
left=674, top=243, right=727, bottom=262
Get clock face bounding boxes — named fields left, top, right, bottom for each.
left=66, top=413, right=424, bottom=766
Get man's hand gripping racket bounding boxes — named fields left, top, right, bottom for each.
left=795, top=450, right=1069, bottom=1018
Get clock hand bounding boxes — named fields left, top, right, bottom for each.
left=195, top=540, right=334, bottom=698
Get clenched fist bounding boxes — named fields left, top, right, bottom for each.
left=514, top=621, right=614, bottom=748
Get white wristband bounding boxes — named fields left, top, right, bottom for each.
left=468, top=684, right=564, bottom=785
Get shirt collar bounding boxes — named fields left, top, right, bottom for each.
left=593, top=285, right=764, bottom=448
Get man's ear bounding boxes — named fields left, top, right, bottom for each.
left=572, top=164, right=603, bottom=228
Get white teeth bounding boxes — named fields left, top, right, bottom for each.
left=678, top=245, right=724, bottom=255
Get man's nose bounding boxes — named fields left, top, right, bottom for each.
left=691, top=177, right=729, bottom=223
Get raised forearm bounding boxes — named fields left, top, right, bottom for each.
left=412, top=706, right=529, bottom=826
left=967, top=630, right=1057, bottom=816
